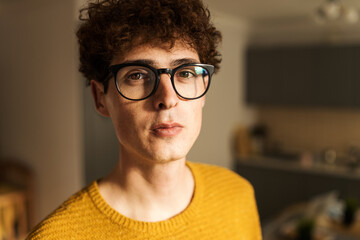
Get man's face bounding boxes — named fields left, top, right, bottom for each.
left=91, top=42, right=205, bottom=164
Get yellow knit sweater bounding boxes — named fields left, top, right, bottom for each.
left=27, top=162, right=262, bottom=239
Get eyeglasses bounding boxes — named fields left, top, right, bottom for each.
left=109, top=63, right=214, bottom=101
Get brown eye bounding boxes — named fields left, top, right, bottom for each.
left=177, top=70, right=195, bottom=79
left=128, top=73, right=147, bottom=80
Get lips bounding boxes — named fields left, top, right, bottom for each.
left=151, top=122, right=183, bottom=137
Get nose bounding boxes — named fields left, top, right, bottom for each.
left=152, top=73, right=179, bottom=110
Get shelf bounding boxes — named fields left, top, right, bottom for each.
left=236, top=155, right=360, bottom=180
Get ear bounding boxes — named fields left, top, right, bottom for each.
left=90, top=80, right=110, bottom=117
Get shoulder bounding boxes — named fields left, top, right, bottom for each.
left=26, top=182, right=96, bottom=240
left=188, top=161, right=253, bottom=187
left=187, top=161, right=254, bottom=196
left=188, top=161, right=262, bottom=237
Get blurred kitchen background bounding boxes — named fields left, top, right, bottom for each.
left=1, top=0, right=360, bottom=239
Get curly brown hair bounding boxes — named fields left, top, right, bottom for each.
left=77, top=0, right=222, bottom=91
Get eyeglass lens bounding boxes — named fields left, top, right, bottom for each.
left=115, top=65, right=210, bottom=100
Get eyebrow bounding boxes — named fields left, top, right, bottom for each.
left=119, top=58, right=200, bottom=68
left=171, top=58, right=200, bottom=67
left=120, top=59, right=155, bottom=66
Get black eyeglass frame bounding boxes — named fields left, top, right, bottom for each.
left=109, top=63, right=214, bottom=101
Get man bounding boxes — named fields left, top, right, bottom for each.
left=27, top=0, right=262, bottom=239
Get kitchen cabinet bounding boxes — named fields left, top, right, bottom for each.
left=246, top=44, right=360, bottom=107
left=235, top=157, right=360, bottom=222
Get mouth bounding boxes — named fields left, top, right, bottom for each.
left=151, top=122, right=183, bottom=137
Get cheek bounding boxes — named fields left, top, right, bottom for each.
left=195, top=99, right=205, bottom=121
left=105, top=96, right=142, bottom=142
left=113, top=105, right=142, bottom=129
left=110, top=108, right=150, bottom=154
left=188, top=100, right=204, bottom=137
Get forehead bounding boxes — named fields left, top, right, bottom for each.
left=112, top=42, right=200, bottom=67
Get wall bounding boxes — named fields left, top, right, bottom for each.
left=0, top=0, right=83, bottom=223
left=249, top=16, right=360, bottom=46
left=187, top=11, right=257, bottom=169
left=258, top=107, right=360, bottom=154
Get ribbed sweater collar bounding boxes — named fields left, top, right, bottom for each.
left=87, top=161, right=203, bottom=234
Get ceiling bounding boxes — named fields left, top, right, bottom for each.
left=205, top=0, right=360, bottom=44
left=205, top=0, right=360, bottom=22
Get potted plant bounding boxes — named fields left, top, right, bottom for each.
left=343, top=197, right=358, bottom=226
left=296, top=218, right=315, bottom=240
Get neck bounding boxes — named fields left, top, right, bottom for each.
left=98, top=151, right=194, bottom=222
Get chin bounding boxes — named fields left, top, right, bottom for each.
left=139, top=156, right=184, bottom=165
left=142, top=140, right=190, bottom=161
left=142, top=149, right=188, bottom=165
